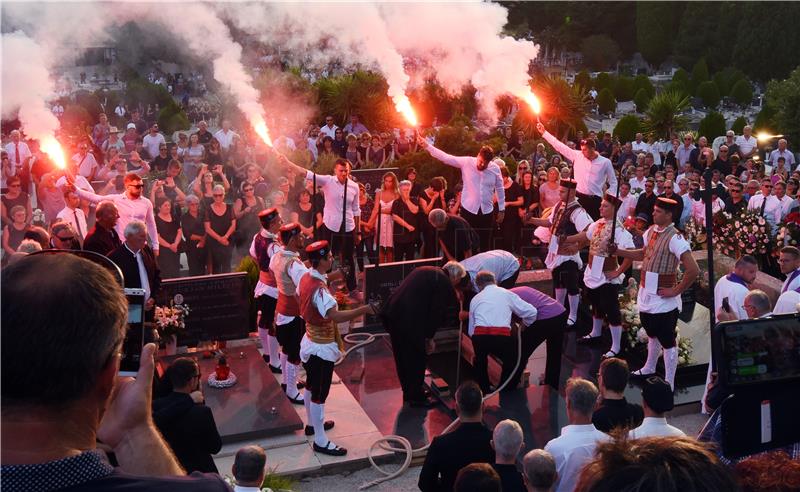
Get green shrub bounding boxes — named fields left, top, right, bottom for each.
left=696, top=81, right=721, bottom=108
left=633, top=74, right=656, bottom=98
left=690, top=58, right=710, bottom=94
left=157, top=103, right=190, bottom=136
left=730, top=79, right=753, bottom=107
left=633, top=88, right=651, bottom=112
left=698, top=111, right=727, bottom=141
left=731, top=116, right=747, bottom=134
left=574, top=70, right=592, bottom=91
left=613, top=115, right=642, bottom=144
left=596, top=88, right=617, bottom=115
left=614, top=76, right=635, bottom=102
left=595, top=72, right=614, bottom=92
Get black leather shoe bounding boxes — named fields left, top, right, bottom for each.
left=287, top=393, right=304, bottom=405
left=304, top=421, right=335, bottom=436
left=281, top=382, right=305, bottom=392
left=262, top=354, right=270, bottom=364
left=269, top=364, right=282, bottom=374
left=313, top=441, right=347, bottom=456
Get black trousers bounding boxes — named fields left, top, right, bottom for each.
left=394, top=241, right=416, bottom=262
left=256, top=294, right=277, bottom=334
left=275, top=317, right=305, bottom=364
left=421, top=221, right=438, bottom=258
left=303, top=354, right=335, bottom=404
left=356, top=234, right=376, bottom=270
left=186, top=245, right=207, bottom=276
left=460, top=208, right=494, bottom=254
left=640, top=309, right=679, bottom=348
left=512, top=312, right=567, bottom=389
left=321, top=225, right=356, bottom=290
left=577, top=193, right=601, bottom=220
left=498, top=269, right=520, bottom=289
left=587, top=283, right=622, bottom=325
left=387, top=323, right=428, bottom=401
left=552, top=260, right=581, bottom=295
left=472, top=333, right=517, bottom=393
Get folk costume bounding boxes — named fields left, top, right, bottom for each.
left=249, top=208, right=282, bottom=374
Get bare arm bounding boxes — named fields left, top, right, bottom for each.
left=658, top=250, right=699, bottom=298
left=392, top=214, right=415, bottom=231
left=538, top=124, right=581, bottom=163
left=614, top=247, right=644, bottom=261
left=326, top=304, right=374, bottom=323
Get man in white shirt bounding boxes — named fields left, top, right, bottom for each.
left=459, top=249, right=520, bottom=291
left=629, top=165, right=648, bottom=195
left=628, top=376, right=685, bottom=439
left=56, top=189, right=88, bottom=245
left=735, top=125, right=758, bottom=160
left=70, top=172, right=159, bottom=256
left=538, top=122, right=616, bottom=219
left=418, top=136, right=505, bottom=253
left=71, top=141, right=100, bottom=181
left=631, top=132, right=649, bottom=154
left=747, top=178, right=781, bottom=233
left=769, top=138, right=796, bottom=170
left=545, top=378, right=609, bottom=492
left=343, top=114, right=369, bottom=136
left=778, top=246, right=800, bottom=294
left=318, top=115, right=338, bottom=139
left=612, top=198, right=698, bottom=389
left=675, top=134, right=695, bottom=167
left=468, top=270, right=537, bottom=393
left=618, top=182, right=637, bottom=223
left=114, top=102, right=126, bottom=123
left=213, top=119, right=239, bottom=153
left=278, top=155, right=360, bottom=292
left=231, top=445, right=267, bottom=492
left=774, top=180, right=793, bottom=220
left=141, top=123, right=166, bottom=160
left=3, top=130, right=32, bottom=189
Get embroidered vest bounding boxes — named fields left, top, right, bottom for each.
left=298, top=272, right=343, bottom=350
left=272, top=251, right=301, bottom=316
left=588, top=219, right=620, bottom=271
left=253, top=233, right=277, bottom=287
left=641, top=224, right=679, bottom=288
left=550, top=201, right=581, bottom=255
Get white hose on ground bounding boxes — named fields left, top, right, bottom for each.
left=338, top=326, right=525, bottom=490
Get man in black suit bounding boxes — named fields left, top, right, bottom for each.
left=152, top=358, right=222, bottom=473
left=381, top=264, right=464, bottom=407
left=418, top=381, right=495, bottom=491
left=108, top=219, right=160, bottom=315
left=591, top=357, right=644, bottom=433
left=83, top=201, right=122, bottom=256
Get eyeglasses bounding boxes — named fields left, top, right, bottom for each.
left=129, top=183, right=144, bottom=189
left=243, top=188, right=254, bottom=192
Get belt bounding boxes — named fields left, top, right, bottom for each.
left=640, top=272, right=678, bottom=289
left=473, top=326, right=511, bottom=336
left=588, top=254, right=619, bottom=272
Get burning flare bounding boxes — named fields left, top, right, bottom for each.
left=395, top=96, right=418, bottom=127
left=252, top=117, right=273, bottom=147
left=756, top=133, right=784, bottom=142
left=40, top=136, right=65, bottom=169
left=523, top=92, right=542, bottom=116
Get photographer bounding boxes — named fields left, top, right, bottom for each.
left=1, top=254, right=230, bottom=491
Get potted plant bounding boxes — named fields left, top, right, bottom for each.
left=154, top=301, right=190, bottom=355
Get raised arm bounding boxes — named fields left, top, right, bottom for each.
left=537, top=123, right=580, bottom=163
left=417, top=135, right=467, bottom=169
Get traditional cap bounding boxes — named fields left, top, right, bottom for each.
left=655, top=197, right=678, bottom=214
left=635, top=213, right=650, bottom=224
left=642, top=376, right=674, bottom=413
left=560, top=178, right=577, bottom=189
left=603, top=192, right=623, bottom=209
left=126, top=123, right=136, bottom=130
left=305, top=240, right=331, bottom=261
left=258, top=207, right=280, bottom=228
left=279, top=222, right=302, bottom=244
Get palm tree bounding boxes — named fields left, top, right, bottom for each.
left=643, top=90, right=690, bottom=139
left=523, top=76, right=591, bottom=140
left=315, top=70, right=398, bottom=130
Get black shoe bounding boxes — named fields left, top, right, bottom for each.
left=281, top=382, right=305, bottom=392
left=631, top=368, right=656, bottom=378
left=578, top=334, right=602, bottom=344
left=287, top=393, right=304, bottom=405
left=269, top=364, right=282, bottom=374
left=262, top=354, right=270, bottom=364
left=406, top=397, right=436, bottom=408
left=313, top=441, right=347, bottom=456
left=304, top=421, right=335, bottom=436
left=602, top=349, right=621, bottom=359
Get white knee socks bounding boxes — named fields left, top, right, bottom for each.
left=642, top=337, right=662, bottom=373
left=310, top=402, right=331, bottom=448
left=588, top=317, right=603, bottom=338
left=568, top=294, right=580, bottom=322
left=285, top=361, right=300, bottom=399
left=609, top=325, right=623, bottom=354
left=555, top=288, right=567, bottom=306
left=663, top=347, right=678, bottom=389
left=303, top=390, right=313, bottom=424
left=258, top=328, right=280, bottom=366
left=280, top=353, right=289, bottom=383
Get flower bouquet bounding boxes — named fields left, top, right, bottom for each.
left=154, top=301, right=190, bottom=354
left=775, top=211, right=800, bottom=251
left=333, top=290, right=353, bottom=334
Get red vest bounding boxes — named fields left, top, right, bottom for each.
left=299, top=272, right=330, bottom=326
left=253, top=233, right=277, bottom=287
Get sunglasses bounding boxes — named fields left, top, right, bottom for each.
left=56, top=235, right=75, bottom=241
left=243, top=188, right=254, bottom=192
left=129, top=183, right=144, bottom=189
left=213, top=194, right=224, bottom=197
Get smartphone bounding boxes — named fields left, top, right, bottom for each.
left=722, top=297, right=731, bottom=313
left=119, top=288, right=146, bottom=377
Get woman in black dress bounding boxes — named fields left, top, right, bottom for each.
left=233, top=181, right=265, bottom=256
left=204, top=185, right=236, bottom=274
left=499, top=167, right=523, bottom=254
left=155, top=197, right=183, bottom=278
left=420, top=176, right=448, bottom=258
left=293, top=188, right=316, bottom=237
left=181, top=195, right=207, bottom=276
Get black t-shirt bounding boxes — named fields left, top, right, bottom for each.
left=204, top=205, right=234, bottom=241
left=151, top=154, right=172, bottom=172
left=635, top=192, right=657, bottom=222
left=712, top=158, right=732, bottom=176
left=195, top=130, right=213, bottom=145
left=503, top=181, right=523, bottom=222
left=521, top=185, right=539, bottom=218
left=391, top=197, right=420, bottom=244
left=492, top=463, right=527, bottom=492
left=442, top=214, right=479, bottom=260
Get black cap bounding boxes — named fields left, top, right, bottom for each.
left=603, top=192, right=622, bottom=209
left=635, top=213, right=651, bottom=224
left=642, top=375, right=674, bottom=413
left=279, top=222, right=302, bottom=244
left=560, top=178, right=577, bottom=189
left=258, top=207, right=279, bottom=228
left=655, top=197, right=678, bottom=215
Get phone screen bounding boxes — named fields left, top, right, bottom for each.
left=120, top=290, right=146, bottom=376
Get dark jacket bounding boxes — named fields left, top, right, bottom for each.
left=152, top=392, right=222, bottom=473
left=382, top=266, right=459, bottom=340
left=83, top=223, right=122, bottom=257
left=418, top=422, right=495, bottom=492
left=108, top=243, right=161, bottom=295
left=591, top=397, right=644, bottom=433
left=492, top=463, right=526, bottom=492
